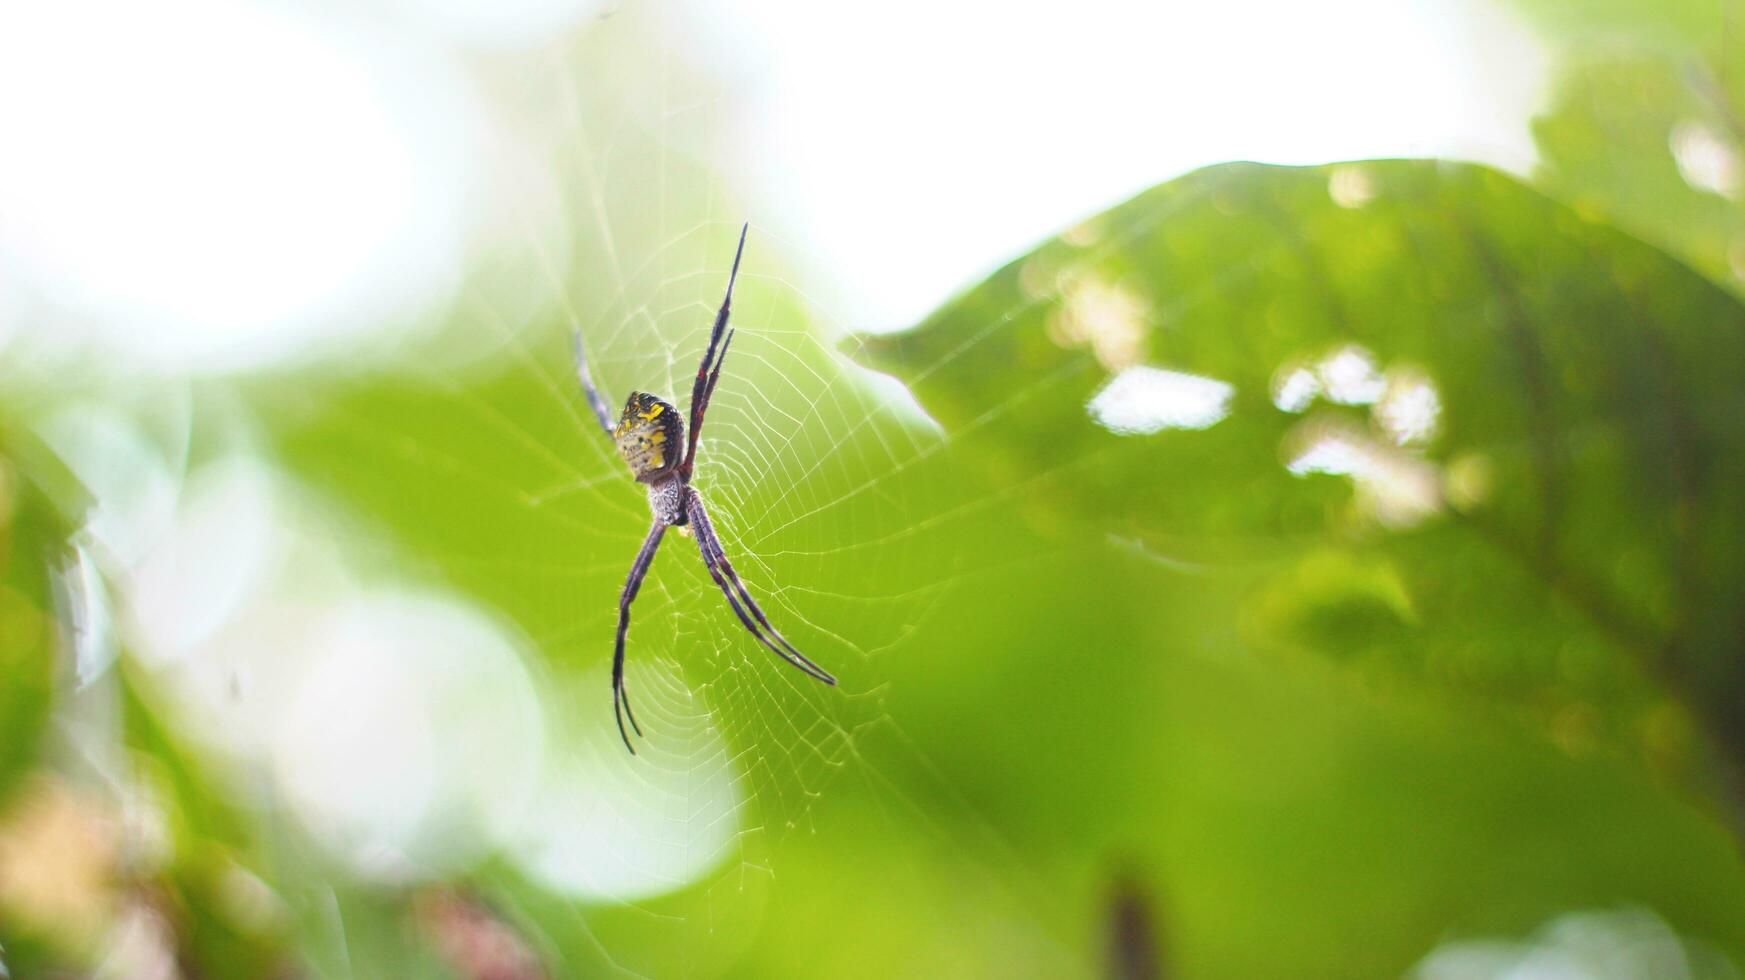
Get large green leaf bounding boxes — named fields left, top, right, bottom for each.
left=852, top=159, right=1745, bottom=778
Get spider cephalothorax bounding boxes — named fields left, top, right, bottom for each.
left=570, top=225, right=837, bottom=753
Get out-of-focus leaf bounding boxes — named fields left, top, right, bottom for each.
left=1534, top=53, right=1745, bottom=296
left=0, top=431, right=82, bottom=978
left=1505, top=0, right=1745, bottom=50
left=1506, top=0, right=1745, bottom=297
left=0, top=429, right=76, bottom=805
left=851, top=159, right=1745, bottom=775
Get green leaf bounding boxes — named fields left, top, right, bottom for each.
left=1505, top=0, right=1745, bottom=297
left=1536, top=53, right=1745, bottom=295
left=852, top=159, right=1745, bottom=774
left=0, top=429, right=77, bottom=806
left=1505, top=0, right=1745, bottom=49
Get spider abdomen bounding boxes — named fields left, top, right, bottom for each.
left=615, top=391, right=684, bottom=482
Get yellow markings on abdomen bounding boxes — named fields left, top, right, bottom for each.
left=615, top=392, right=682, bottom=480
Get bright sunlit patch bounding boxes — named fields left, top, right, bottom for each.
left=512, top=664, right=742, bottom=902
left=127, top=460, right=283, bottom=668
left=1088, top=365, right=1234, bottom=435
left=0, top=0, right=475, bottom=372
left=1375, top=372, right=1442, bottom=445
left=60, top=451, right=554, bottom=886
left=1317, top=345, right=1387, bottom=405
left=1287, top=434, right=1368, bottom=479
left=1047, top=274, right=1150, bottom=371
left=38, top=424, right=549, bottom=883
left=1410, top=907, right=1734, bottom=980
left=273, top=594, right=545, bottom=880
left=1328, top=164, right=1378, bottom=208
left=1272, top=365, right=1321, bottom=413
left=1287, top=420, right=1442, bottom=527
left=1670, top=120, right=1741, bottom=200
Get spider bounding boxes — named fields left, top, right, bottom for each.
left=571, top=224, right=836, bottom=753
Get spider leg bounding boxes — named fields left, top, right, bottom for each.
left=704, top=329, right=735, bottom=409
left=679, top=328, right=735, bottom=481
left=613, top=521, right=667, bottom=753
left=685, top=488, right=837, bottom=686
left=571, top=332, right=617, bottom=436
left=680, top=223, right=747, bottom=480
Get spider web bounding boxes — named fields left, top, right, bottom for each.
left=320, top=8, right=1075, bottom=973
left=284, top=0, right=1554, bottom=971
left=0, top=2, right=1577, bottom=976
left=239, top=3, right=1552, bottom=972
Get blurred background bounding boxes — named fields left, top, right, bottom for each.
left=1, top=0, right=1743, bottom=976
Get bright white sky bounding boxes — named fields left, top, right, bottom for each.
left=0, top=0, right=1546, bottom=370
left=701, top=0, right=1547, bottom=329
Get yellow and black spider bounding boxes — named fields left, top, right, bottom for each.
left=571, top=225, right=836, bottom=753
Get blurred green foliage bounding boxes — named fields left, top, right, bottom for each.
left=230, top=158, right=1745, bottom=977
left=8, top=13, right=1745, bottom=978
left=0, top=429, right=71, bottom=805
left=1512, top=0, right=1745, bottom=296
